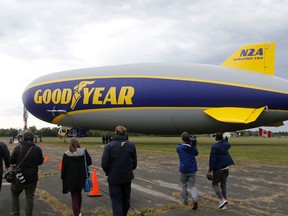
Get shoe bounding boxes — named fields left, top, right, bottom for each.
left=218, top=199, right=228, bottom=209
left=221, top=204, right=227, bottom=210
left=183, top=200, right=188, bottom=206
left=192, top=202, right=198, bottom=210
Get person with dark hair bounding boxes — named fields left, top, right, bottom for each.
left=176, top=132, right=199, bottom=210
left=0, top=141, right=10, bottom=192
left=9, top=131, right=44, bottom=216
left=61, top=138, right=92, bottom=216
left=208, top=132, right=234, bottom=210
left=101, top=125, right=137, bottom=216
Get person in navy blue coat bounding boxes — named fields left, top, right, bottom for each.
left=176, top=132, right=199, bottom=210
left=208, top=132, right=234, bottom=210
left=101, top=125, right=137, bottom=216
left=0, top=141, right=10, bottom=192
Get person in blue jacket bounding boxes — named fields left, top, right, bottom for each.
left=176, top=132, right=199, bottom=210
left=101, top=125, right=137, bottom=216
left=208, top=132, right=234, bottom=210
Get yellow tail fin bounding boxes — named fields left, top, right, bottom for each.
left=221, top=42, right=275, bottom=75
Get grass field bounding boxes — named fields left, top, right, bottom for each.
left=129, top=136, right=288, bottom=164
left=4, top=135, right=288, bottom=164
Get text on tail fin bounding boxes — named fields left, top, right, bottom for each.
left=221, top=42, right=275, bottom=75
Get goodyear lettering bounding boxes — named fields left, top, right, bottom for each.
left=34, top=88, right=72, bottom=104
left=103, top=87, right=117, bottom=104
left=82, top=88, right=95, bottom=104
left=34, top=84, right=135, bottom=109
left=34, top=90, right=42, bottom=104
left=118, top=86, right=134, bottom=104
left=92, top=87, right=105, bottom=104
left=83, top=86, right=134, bottom=105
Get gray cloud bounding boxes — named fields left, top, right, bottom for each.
left=1, top=0, right=288, bottom=129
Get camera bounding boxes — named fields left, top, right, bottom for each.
left=16, top=172, right=26, bottom=183
left=189, top=134, right=197, bottom=147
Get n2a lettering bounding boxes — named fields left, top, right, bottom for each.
left=240, top=48, right=263, bottom=57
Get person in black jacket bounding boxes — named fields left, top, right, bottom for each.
left=61, top=138, right=92, bottom=216
left=9, top=131, right=44, bottom=216
left=208, top=132, right=234, bottom=210
left=0, top=141, right=10, bottom=192
left=101, top=125, right=137, bottom=216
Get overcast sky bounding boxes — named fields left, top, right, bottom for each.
left=1, top=0, right=288, bottom=132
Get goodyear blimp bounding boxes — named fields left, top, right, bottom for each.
left=22, top=42, right=288, bottom=134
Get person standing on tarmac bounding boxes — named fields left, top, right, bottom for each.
left=208, top=132, right=234, bottom=210
left=9, top=131, right=44, bottom=216
left=101, top=125, right=137, bottom=216
left=176, top=132, right=199, bottom=210
left=0, top=141, right=10, bottom=192
left=61, top=138, right=92, bottom=216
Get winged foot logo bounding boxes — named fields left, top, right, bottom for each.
left=33, top=80, right=135, bottom=110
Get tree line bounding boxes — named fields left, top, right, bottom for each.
left=0, top=126, right=59, bottom=137
left=1, top=126, right=288, bottom=138
left=0, top=126, right=115, bottom=138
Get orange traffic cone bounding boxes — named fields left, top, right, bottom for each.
left=44, top=154, right=49, bottom=162
left=88, top=169, right=102, bottom=197
left=58, top=160, right=62, bottom=170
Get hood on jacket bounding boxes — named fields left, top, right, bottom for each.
left=65, top=148, right=85, bottom=157
left=180, top=143, right=191, bottom=149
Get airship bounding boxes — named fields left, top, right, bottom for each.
left=22, top=42, right=288, bottom=134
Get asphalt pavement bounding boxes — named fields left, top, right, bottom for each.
left=1, top=141, right=288, bottom=216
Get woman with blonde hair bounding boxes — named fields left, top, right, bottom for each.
left=61, top=138, right=92, bottom=216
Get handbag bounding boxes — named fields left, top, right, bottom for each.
left=5, top=145, right=33, bottom=183
left=5, top=168, right=18, bottom=183
left=83, top=148, right=92, bottom=192
left=206, top=172, right=213, bottom=181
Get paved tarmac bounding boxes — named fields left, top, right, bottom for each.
left=1, top=140, right=288, bottom=216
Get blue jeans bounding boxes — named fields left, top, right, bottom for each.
left=180, top=172, right=198, bottom=202
left=11, top=182, right=37, bottom=216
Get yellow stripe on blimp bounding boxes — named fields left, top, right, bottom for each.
left=204, top=106, right=266, bottom=124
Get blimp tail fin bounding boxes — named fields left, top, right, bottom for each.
left=204, top=106, right=266, bottom=124
left=221, top=42, right=275, bottom=76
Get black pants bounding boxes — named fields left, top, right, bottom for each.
left=11, top=182, right=37, bottom=216
left=108, top=182, right=131, bottom=216
left=212, top=169, right=229, bottom=200
left=0, top=172, right=3, bottom=191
